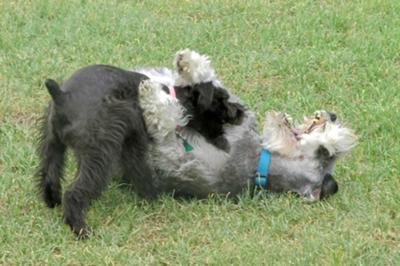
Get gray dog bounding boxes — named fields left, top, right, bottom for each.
left=138, top=49, right=358, bottom=201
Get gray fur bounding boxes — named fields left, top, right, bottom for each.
left=138, top=55, right=357, bottom=201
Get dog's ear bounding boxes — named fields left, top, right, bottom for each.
left=193, top=83, right=214, bottom=111
left=226, top=102, right=245, bottom=122
left=316, top=145, right=331, bottom=158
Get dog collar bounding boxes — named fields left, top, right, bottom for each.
left=168, top=86, right=176, bottom=99
left=175, top=129, right=194, bottom=152
left=254, top=148, right=271, bottom=190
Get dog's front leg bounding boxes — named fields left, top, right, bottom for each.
left=174, top=49, right=217, bottom=86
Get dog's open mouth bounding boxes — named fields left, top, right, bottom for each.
left=290, top=117, right=326, bottom=140
left=304, top=118, right=319, bottom=134
left=278, top=111, right=329, bottom=140
left=305, top=115, right=329, bottom=134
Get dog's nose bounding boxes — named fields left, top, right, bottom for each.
left=320, top=174, right=339, bottom=200
left=328, top=112, right=337, bottom=122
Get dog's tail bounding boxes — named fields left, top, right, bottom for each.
left=45, top=79, right=64, bottom=104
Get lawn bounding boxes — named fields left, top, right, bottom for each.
left=1, top=0, right=399, bottom=264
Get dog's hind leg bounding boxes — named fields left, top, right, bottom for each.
left=36, top=105, right=66, bottom=208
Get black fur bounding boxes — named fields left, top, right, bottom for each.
left=316, top=144, right=339, bottom=199
left=320, top=174, right=339, bottom=199
left=36, top=64, right=244, bottom=238
left=174, top=82, right=244, bottom=151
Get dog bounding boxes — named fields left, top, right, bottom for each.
left=138, top=75, right=358, bottom=201
left=36, top=50, right=244, bottom=238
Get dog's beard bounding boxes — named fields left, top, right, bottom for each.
left=262, top=111, right=357, bottom=159
left=298, top=113, right=357, bottom=157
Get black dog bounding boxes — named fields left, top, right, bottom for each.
left=36, top=64, right=244, bottom=238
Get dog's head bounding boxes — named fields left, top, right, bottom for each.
left=190, top=82, right=244, bottom=125
left=296, top=111, right=356, bottom=201
left=263, top=110, right=357, bottom=202
left=176, top=81, right=245, bottom=137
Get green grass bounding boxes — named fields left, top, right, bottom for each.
left=1, top=0, right=399, bottom=264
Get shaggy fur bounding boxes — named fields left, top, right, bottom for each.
left=139, top=78, right=358, bottom=201
left=262, top=110, right=357, bottom=200
left=36, top=50, right=245, bottom=238
left=37, top=67, right=153, bottom=238
left=135, top=49, right=244, bottom=151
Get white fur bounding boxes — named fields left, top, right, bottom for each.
left=299, top=122, right=358, bottom=158
left=138, top=80, right=189, bottom=139
left=174, top=49, right=222, bottom=87
left=135, top=49, right=222, bottom=89
left=262, top=111, right=358, bottom=159
left=134, top=67, right=177, bottom=87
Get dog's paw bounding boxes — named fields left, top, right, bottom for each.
left=75, top=227, right=90, bottom=240
left=174, top=48, right=194, bottom=73
left=64, top=217, right=90, bottom=240
left=174, top=49, right=217, bottom=85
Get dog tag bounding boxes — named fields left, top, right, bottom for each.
left=183, top=139, right=193, bottom=152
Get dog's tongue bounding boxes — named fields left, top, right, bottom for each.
left=312, top=187, right=321, bottom=199
left=292, top=128, right=300, bottom=135
left=304, top=187, right=322, bottom=203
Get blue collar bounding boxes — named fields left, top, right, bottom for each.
left=254, top=148, right=271, bottom=190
